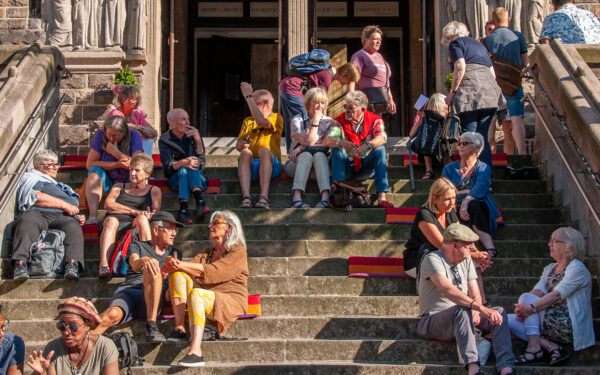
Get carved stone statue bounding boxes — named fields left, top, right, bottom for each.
left=499, top=0, right=522, bottom=32
left=445, top=0, right=466, bottom=25
left=522, top=0, right=546, bottom=44
left=44, top=0, right=72, bottom=49
left=124, top=0, right=147, bottom=53
left=72, top=0, right=99, bottom=50
left=466, top=0, right=489, bottom=40
left=101, top=0, right=127, bottom=51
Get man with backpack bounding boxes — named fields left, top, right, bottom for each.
left=482, top=7, right=528, bottom=156
left=278, top=49, right=360, bottom=152
left=92, top=211, right=182, bottom=343
left=11, top=150, right=85, bottom=280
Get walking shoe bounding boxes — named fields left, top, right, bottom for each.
left=178, top=353, right=205, bottom=367
left=146, top=323, right=166, bottom=343
left=13, top=260, right=29, bottom=280
left=195, top=200, right=210, bottom=221
left=377, top=200, right=395, bottom=208
left=166, top=329, right=188, bottom=343
left=177, top=209, right=193, bottom=225
left=64, top=259, right=79, bottom=280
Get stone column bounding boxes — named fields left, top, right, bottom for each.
left=286, top=0, right=310, bottom=59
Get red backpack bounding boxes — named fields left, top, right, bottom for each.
left=110, top=228, right=139, bottom=276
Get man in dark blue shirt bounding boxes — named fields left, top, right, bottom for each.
left=484, top=7, right=528, bottom=156
left=11, top=150, right=85, bottom=280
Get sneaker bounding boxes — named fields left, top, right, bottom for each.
left=177, top=209, right=193, bottom=225
left=13, top=260, right=29, bottom=280
left=146, top=324, right=166, bottom=343
left=195, top=201, right=210, bottom=221
left=178, top=353, right=205, bottom=367
left=64, top=259, right=79, bottom=280
left=166, top=329, right=188, bottom=343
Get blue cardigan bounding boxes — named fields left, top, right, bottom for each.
left=442, top=160, right=501, bottom=236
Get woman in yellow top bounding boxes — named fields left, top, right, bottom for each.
left=235, top=82, right=283, bottom=209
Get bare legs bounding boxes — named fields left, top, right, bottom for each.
left=85, top=172, right=103, bottom=223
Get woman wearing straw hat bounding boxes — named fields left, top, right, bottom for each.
left=27, top=297, right=119, bottom=375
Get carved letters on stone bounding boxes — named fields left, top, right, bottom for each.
left=46, top=0, right=146, bottom=53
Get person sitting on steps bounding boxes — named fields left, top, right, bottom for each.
left=91, top=211, right=182, bottom=343
left=159, top=108, right=210, bottom=224
left=236, top=83, right=283, bottom=209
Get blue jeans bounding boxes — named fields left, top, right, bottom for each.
left=168, top=167, right=208, bottom=201
left=459, top=108, right=497, bottom=167
left=331, top=145, right=389, bottom=192
left=279, top=91, right=307, bottom=153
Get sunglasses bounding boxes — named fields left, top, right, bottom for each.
left=209, top=218, right=227, bottom=227
left=449, top=265, right=462, bottom=286
left=56, top=321, right=83, bottom=333
left=458, top=141, right=472, bottom=147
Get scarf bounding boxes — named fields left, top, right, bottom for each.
left=335, top=110, right=381, bottom=171
left=16, top=169, right=79, bottom=212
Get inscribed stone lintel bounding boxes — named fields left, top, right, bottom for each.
left=317, top=2, right=347, bottom=17
left=251, top=2, right=279, bottom=18
left=354, top=1, right=399, bottom=17
left=198, top=2, right=244, bottom=17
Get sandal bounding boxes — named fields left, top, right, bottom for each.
left=254, top=196, right=270, bottom=209
left=85, top=217, right=98, bottom=225
left=98, top=266, right=111, bottom=279
left=515, top=348, right=545, bottom=365
left=240, top=196, right=252, bottom=208
left=422, top=170, right=434, bottom=180
left=548, top=347, right=570, bottom=366
left=291, top=200, right=310, bottom=209
left=315, top=200, right=329, bottom=208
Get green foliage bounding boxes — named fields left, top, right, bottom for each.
left=114, top=65, right=139, bottom=86
left=444, top=73, right=453, bottom=92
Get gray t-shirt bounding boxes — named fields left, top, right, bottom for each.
left=418, top=250, right=477, bottom=316
left=43, top=335, right=118, bottom=375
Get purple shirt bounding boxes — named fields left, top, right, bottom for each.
left=90, top=130, right=143, bottom=182
left=278, top=69, right=333, bottom=97
left=350, top=48, right=391, bottom=89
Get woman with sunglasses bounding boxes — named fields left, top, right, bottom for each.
left=163, top=211, right=249, bottom=367
left=108, top=84, right=158, bottom=155
left=27, top=297, right=119, bottom=375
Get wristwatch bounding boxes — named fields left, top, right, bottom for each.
left=245, top=94, right=253, bottom=99
left=367, top=143, right=374, bottom=150
left=530, top=304, right=537, bottom=313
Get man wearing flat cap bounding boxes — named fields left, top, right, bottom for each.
left=92, top=211, right=182, bottom=343
left=417, top=223, right=515, bottom=375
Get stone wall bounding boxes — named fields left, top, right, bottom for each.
left=0, top=0, right=44, bottom=45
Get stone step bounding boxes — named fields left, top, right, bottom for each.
left=89, top=207, right=562, bottom=225
left=1, top=257, right=550, bottom=279
left=123, top=363, right=599, bottom=375
left=9, top=316, right=600, bottom=343
left=134, top=193, right=556, bottom=209
left=4, top=295, right=598, bottom=321
left=22, top=338, right=600, bottom=366
left=161, top=223, right=560, bottom=241
left=1, top=276, right=591, bottom=299
left=57, top=166, right=523, bottom=182
left=213, top=179, right=548, bottom=195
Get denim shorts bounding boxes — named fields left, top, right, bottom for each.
left=503, top=86, right=524, bottom=117
left=240, top=153, right=282, bottom=181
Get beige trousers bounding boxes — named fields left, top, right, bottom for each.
left=284, top=152, right=330, bottom=193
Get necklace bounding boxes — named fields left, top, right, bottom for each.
left=67, top=332, right=89, bottom=375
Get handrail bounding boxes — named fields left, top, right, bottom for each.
left=525, top=92, right=600, bottom=230
left=0, top=87, right=66, bottom=215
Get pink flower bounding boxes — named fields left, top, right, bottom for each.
left=113, top=83, right=123, bottom=96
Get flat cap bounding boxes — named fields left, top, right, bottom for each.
left=443, top=223, right=479, bottom=243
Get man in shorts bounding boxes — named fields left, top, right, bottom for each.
left=236, top=82, right=284, bottom=209
left=92, top=211, right=182, bottom=342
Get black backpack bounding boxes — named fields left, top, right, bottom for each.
left=328, top=181, right=373, bottom=211
left=106, top=332, right=144, bottom=374
left=28, top=229, right=65, bottom=278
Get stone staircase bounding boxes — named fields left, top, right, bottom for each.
left=1, top=154, right=599, bottom=374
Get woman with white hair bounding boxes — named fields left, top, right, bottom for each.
left=442, top=21, right=504, bottom=168
left=442, top=132, right=500, bottom=256
left=510, top=227, right=594, bottom=366
left=285, top=87, right=339, bottom=208
left=163, top=211, right=249, bottom=367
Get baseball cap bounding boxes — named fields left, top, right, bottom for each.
left=150, top=211, right=184, bottom=228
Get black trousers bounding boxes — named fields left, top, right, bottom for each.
left=11, top=210, right=85, bottom=270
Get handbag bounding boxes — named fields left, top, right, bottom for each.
left=328, top=180, right=373, bottom=211
left=481, top=38, right=523, bottom=95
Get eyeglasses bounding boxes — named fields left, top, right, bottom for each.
left=458, top=141, right=472, bottom=147
left=56, top=321, right=83, bottom=333
left=41, top=163, right=60, bottom=169
left=157, top=226, right=177, bottom=234
left=449, top=265, right=462, bottom=286
left=0, top=320, right=10, bottom=332
left=209, top=218, right=228, bottom=227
